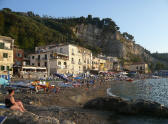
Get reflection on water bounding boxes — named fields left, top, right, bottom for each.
left=110, top=78, right=168, bottom=124
left=111, top=78, right=168, bottom=107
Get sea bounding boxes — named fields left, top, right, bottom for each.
left=108, top=78, right=168, bottom=124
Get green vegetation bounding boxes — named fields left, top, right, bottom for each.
left=152, top=52, right=168, bottom=62
left=1, top=8, right=167, bottom=68
left=0, top=8, right=120, bottom=54
left=122, top=32, right=134, bottom=40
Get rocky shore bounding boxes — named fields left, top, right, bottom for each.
left=84, top=97, right=168, bottom=117
left=1, top=81, right=168, bottom=124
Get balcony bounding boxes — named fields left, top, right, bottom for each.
left=36, top=58, right=41, bottom=61
left=71, top=61, right=75, bottom=64
left=78, top=62, right=82, bottom=65
left=72, top=53, right=75, bottom=55
left=41, top=57, right=47, bottom=60
left=0, top=45, right=12, bottom=50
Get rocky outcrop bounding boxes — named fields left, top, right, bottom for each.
left=83, top=97, right=168, bottom=117
left=73, top=24, right=162, bottom=64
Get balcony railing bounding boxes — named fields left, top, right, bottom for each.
left=78, top=62, right=82, bottom=65
left=71, top=61, right=75, bottom=64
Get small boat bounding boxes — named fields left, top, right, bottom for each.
left=126, top=78, right=134, bottom=82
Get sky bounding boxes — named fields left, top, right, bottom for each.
left=0, top=0, right=168, bottom=53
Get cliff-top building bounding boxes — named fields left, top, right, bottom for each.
left=0, top=36, right=14, bottom=79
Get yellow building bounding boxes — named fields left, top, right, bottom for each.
left=92, top=56, right=100, bottom=71
left=99, top=58, right=106, bottom=71
left=92, top=56, right=108, bottom=72
left=0, top=36, right=14, bottom=78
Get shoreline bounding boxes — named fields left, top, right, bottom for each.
left=1, top=80, right=168, bottom=124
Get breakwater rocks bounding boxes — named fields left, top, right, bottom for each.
left=83, top=97, right=168, bottom=117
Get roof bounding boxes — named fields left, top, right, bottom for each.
left=131, top=62, right=147, bottom=65
left=125, top=62, right=147, bottom=66
left=0, top=36, right=14, bottom=41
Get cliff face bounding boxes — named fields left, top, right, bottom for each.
left=73, top=24, right=153, bottom=63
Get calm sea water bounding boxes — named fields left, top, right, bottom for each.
left=111, top=78, right=168, bottom=107
left=109, top=78, right=168, bottom=124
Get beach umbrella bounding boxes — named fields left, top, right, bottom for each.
left=74, top=77, right=82, bottom=80
left=0, top=78, right=9, bottom=85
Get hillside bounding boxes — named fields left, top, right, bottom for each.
left=0, top=8, right=167, bottom=69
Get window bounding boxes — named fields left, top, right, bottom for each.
left=140, top=66, right=143, bottom=70
left=1, top=66, right=5, bottom=71
left=79, top=66, right=81, bottom=71
left=7, top=66, right=9, bottom=71
left=32, top=63, right=34, bottom=66
left=38, top=63, right=40, bottom=66
left=136, top=66, right=138, bottom=70
left=64, top=62, right=67, bottom=65
left=71, top=58, right=74, bottom=64
left=45, top=54, right=47, bottom=60
left=60, top=48, right=63, bottom=53
left=50, top=54, right=53, bottom=58
left=32, top=56, right=34, bottom=59
left=58, top=61, right=61, bottom=65
left=17, top=53, right=22, bottom=57
left=87, top=59, right=89, bottom=64
left=3, top=53, right=8, bottom=58
left=0, top=43, right=4, bottom=49
left=72, top=48, right=74, bottom=55
left=38, top=55, right=40, bottom=60
left=44, top=62, right=47, bottom=67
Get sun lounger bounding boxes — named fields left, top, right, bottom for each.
left=0, top=116, right=7, bottom=124
left=0, top=103, right=7, bottom=109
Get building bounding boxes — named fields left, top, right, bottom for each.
left=92, top=56, right=100, bottom=71
left=13, top=47, right=24, bottom=66
left=124, top=63, right=149, bottom=73
left=99, top=58, right=107, bottom=71
left=92, top=56, right=112, bottom=72
left=49, top=52, right=69, bottom=74
left=48, top=44, right=92, bottom=74
left=30, top=44, right=93, bottom=75
left=0, top=36, right=14, bottom=79
left=20, top=66, right=47, bottom=79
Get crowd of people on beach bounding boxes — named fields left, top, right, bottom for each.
left=2, top=71, right=155, bottom=113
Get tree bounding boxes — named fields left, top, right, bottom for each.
left=155, top=62, right=164, bottom=71
left=2, top=8, right=12, bottom=12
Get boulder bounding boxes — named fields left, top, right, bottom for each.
left=83, top=97, right=168, bottom=117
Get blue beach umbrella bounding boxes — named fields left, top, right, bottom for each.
left=0, top=78, right=9, bottom=85
left=74, top=77, right=82, bottom=80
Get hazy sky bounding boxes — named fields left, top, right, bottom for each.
left=0, top=0, right=168, bottom=53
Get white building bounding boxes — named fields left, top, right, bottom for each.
left=29, top=44, right=93, bottom=75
